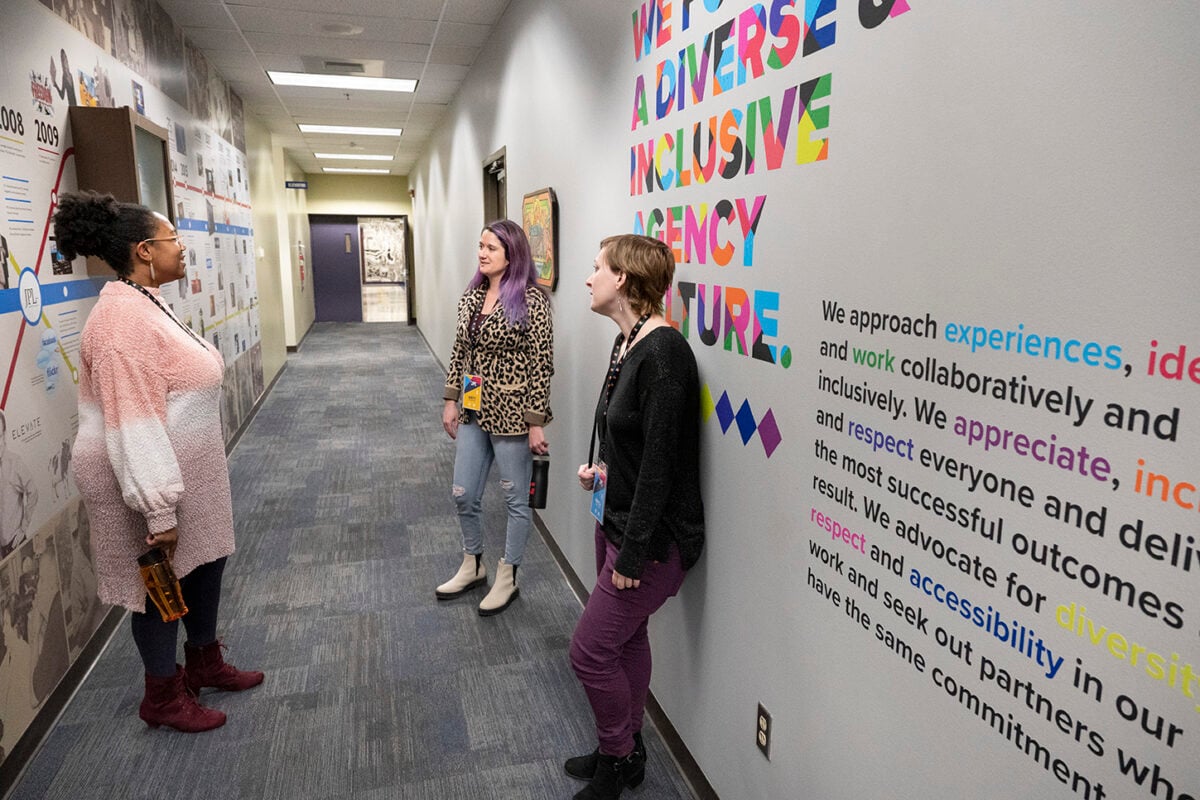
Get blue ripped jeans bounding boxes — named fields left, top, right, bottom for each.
left=452, top=416, right=533, bottom=565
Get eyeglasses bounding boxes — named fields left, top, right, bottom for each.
left=142, top=235, right=182, bottom=246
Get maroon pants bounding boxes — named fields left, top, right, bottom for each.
left=569, top=524, right=685, bottom=756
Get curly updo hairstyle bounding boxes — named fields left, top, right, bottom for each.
left=52, top=191, right=158, bottom=277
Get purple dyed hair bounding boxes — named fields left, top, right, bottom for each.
left=467, top=219, right=540, bottom=326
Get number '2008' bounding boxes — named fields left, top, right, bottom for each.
left=0, top=106, right=25, bottom=136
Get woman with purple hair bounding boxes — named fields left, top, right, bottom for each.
left=437, top=220, right=554, bottom=615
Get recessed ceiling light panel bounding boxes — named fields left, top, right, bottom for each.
left=314, top=153, right=394, bottom=161
left=323, top=167, right=391, bottom=174
left=299, top=123, right=403, bottom=136
left=269, top=71, right=416, bottom=92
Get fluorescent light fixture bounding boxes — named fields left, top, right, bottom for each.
left=323, top=167, right=391, bottom=174
left=299, top=123, right=402, bottom=136
left=268, top=71, right=417, bottom=92
left=314, top=153, right=394, bottom=161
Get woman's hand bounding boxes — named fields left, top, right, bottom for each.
left=528, top=425, right=548, bottom=455
left=612, top=570, right=640, bottom=590
left=146, top=528, right=178, bottom=560
left=442, top=400, right=460, bottom=439
left=577, top=463, right=597, bottom=491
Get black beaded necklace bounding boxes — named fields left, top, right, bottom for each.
left=588, top=314, right=651, bottom=466
left=119, top=277, right=208, bottom=350
left=601, top=314, right=650, bottom=409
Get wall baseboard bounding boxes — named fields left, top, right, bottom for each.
left=285, top=321, right=314, bottom=353
left=532, top=514, right=719, bottom=800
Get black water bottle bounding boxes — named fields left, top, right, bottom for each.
left=529, top=455, right=549, bottom=508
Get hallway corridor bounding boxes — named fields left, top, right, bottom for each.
left=8, top=323, right=697, bottom=800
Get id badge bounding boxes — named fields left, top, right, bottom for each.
left=590, top=461, right=608, bottom=524
left=462, top=374, right=483, bottom=411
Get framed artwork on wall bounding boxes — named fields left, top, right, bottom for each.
left=360, top=216, right=408, bottom=284
left=522, top=187, right=558, bottom=291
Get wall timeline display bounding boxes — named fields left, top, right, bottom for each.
left=1, top=0, right=263, bottom=766
left=619, top=1, right=1195, bottom=798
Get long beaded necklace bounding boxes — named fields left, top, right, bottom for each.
left=119, top=277, right=208, bottom=350
left=588, top=314, right=651, bottom=466
left=601, top=314, right=650, bottom=411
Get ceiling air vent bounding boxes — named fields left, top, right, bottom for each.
left=300, top=56, right=385, bottom=77
left=323, top=61, right=366, bottom=74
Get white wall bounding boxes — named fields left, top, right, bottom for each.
left=273, top=148, right=314, bottom=347
left=412, top=2, right=1198, bottom=799
left=245, top=115, right=288, bottom=384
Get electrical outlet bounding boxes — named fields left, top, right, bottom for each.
left=756, top=703, right=772, bottom=760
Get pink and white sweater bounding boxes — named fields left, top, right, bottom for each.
left=73, top=280, right=235, bottom=613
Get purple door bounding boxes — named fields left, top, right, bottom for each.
left=310, top=215, right=362, bottom=322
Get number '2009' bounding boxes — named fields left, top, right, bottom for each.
left=0, top=106, right=25, bottom=136
left=35, top=120, right=58, bottom=146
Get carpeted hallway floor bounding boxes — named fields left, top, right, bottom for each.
left=8, top=322, right=697, bottom=800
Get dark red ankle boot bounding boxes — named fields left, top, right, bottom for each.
left=139, top=665, right=226, bottom=732
left=184, top=640, right=264, bottom=694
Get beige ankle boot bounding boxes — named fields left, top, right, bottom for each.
left=436, top=553, right=487, bottom=599
left=478, top=559, right=519, bottom=616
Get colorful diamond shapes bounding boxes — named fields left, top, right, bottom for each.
left=700, top=384, right=715, bottom=422
left=735, top=400, right=757, bottom=445
left=714, top=391, right=735, bottom=433
left=702, top=384, right=783, bottom=458
left=758, top=409, right=782, bottom=458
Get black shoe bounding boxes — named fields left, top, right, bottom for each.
left=564, top=748, right=599, bottom=782
left=565, top=732, right=645, bottom=782
left=572, top=752, right=643, bottom=800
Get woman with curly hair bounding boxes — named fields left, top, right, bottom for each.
left=53, top=191, right=261, bottom=733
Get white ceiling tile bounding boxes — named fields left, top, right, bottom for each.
left=254, top=54, right=313, bottom=71
left=228, top=6, right=438, bottom=43
left=293, top=109, right=409, bottom=125
left=215, top=67, right=270, bottom=84
left=204, top=51, right=267, bottom=72
left=244, top=32, right=431, bottom=62
left=227, top=0, right=445, bottom=18
left=418, top=63, right=470, bottom=81
left=407, top=101, right=454, bottom=116
left=157, top=0, right=235, bottom=29
left=183, top=27, right=253, bottom=52
left=431, top=22, right=490, bottom=48
left=282, top=96, right=416, bottom=115
left=412, top=78, right=462, bottom=96
left=428, top=44, right=479, bottom=66
left=443, top=0, right=511, bottom=25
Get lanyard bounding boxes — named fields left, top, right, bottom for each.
left=588, top=314, right=650, bottom=466
left=119, top=278, right=208, bottom=350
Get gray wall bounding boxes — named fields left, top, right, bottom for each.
left=412, top=1, right=1199, bottom=798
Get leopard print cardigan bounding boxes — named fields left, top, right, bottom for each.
left=443, top=285, right=554, bottom=435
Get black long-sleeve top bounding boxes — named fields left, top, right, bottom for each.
left=594, top=326, right=704, bottom=579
